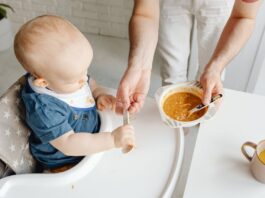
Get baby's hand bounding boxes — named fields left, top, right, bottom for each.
left=111, top=125, right=135, bottom=152
left=96, top=94, right=116, bottom=111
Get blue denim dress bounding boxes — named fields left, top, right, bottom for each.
left=21, top=75, right=101, bottom=168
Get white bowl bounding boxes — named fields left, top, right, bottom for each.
left=155, top=81, right=217, bottom=128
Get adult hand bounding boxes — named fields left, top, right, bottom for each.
left=200, top=67, right=223, bottom=107
left=116, top=67, right=151, bottom=114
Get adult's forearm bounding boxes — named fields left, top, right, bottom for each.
left=206, top=17, right=255, bottom=73
left=128, top=14, right=159, bottom=71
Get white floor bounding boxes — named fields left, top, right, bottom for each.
left=0, top=33, right=198, bottom=198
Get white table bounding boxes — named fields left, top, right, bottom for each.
left=0, top=97, right=184, bottom=198
left=184, top=89, right=265, bottom=197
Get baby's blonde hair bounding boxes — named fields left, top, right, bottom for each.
left=14, top=15, right=85, bottom=77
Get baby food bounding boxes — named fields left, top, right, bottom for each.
left=163, top=92, right=207, bottom=121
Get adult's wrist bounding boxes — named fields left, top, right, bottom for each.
left=128, top=52, right=153, bottom=71
left=127, top=62, right=152, bottom=74
left=204, top=60, right=224, bottom=75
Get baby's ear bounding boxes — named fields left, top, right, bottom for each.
left=33, top=78, right=49, bottom=88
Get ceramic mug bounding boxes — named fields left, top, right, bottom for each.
left=241, top=140, right=265, bottom=183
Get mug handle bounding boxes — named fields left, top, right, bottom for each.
left=241, top=141, right=257, bottom=162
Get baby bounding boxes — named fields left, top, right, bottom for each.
left=14, top=15, right=135, bottom=170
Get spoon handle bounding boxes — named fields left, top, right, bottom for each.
left=211, top=93, right=223, bottom=102
left=122, top=110, right=134, bottom=153
left=198, top=94, right=223, bottom=109
left=189, top=94, right=223, bottom=115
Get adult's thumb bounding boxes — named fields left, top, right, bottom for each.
left=202, top=85, right=213, bottom=105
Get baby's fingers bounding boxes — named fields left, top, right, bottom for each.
left=121, top=126, right=135, bottom=153
left=108, top=96, right=116, bottom=111
left=122, top=144, right=134, bottom=153
left=97, top=98, right=110, bottom=111
left=97, top=101, right=106, bottom=111
left=122, top=137, right=135, bottom=153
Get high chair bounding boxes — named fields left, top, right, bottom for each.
left=0, top=77, right=184, bottom=198
left=0, top=76, right=36, bottom=176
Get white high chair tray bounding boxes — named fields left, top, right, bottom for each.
left=0, top=97, right=184, bottom=198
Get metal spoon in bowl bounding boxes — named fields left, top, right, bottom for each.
left=187, top=94, right=223, bottom=118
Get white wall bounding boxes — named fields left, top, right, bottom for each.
left=1, top=0, right=133, bottom=38
left=223, top=1, right=265, bottom=92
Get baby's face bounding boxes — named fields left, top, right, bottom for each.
left=35, top=32, right=93, bottom=94
left=47, top=67, right=89, bottom=93
left=44, top=42, right=93, bottom=93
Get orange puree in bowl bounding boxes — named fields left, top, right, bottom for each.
left=163, top=92, right=207, bottom=122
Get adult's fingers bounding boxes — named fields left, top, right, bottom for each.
left=135, top=93, right=145, bottom=108
left=202, top=81, right=215, bottom=105
left=213, top=83, right=224, bottom=110
left=128, top=102, right=140, bottom=114
left=115, top=82, right=130, bottom=114
left=128, top=93, right=145, bottom=113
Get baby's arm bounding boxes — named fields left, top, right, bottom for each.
left=50, top=125, right=135, bottom=156
left=89, top=78, right=116, bottom=111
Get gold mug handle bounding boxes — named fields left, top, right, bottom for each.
left=241, top=141, right=257, bottom=162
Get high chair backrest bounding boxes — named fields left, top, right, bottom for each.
left=0, top=76, right=36, bottom=177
